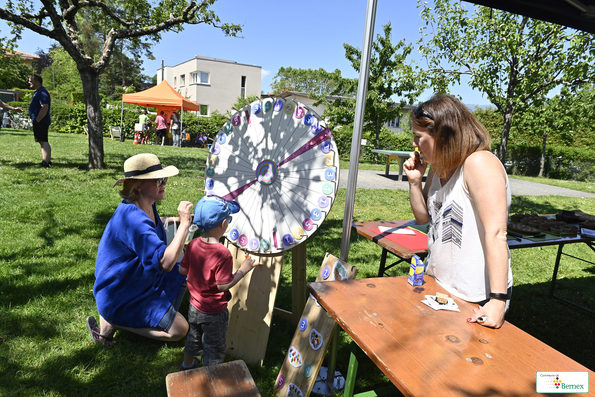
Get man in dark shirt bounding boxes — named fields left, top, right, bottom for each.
left=28, top=74, right=52, bottom=168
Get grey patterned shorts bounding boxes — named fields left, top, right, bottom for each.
left=184, top=304, right=229, bottom=366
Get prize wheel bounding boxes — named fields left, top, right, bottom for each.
left=204, top=97, right=340, bottom=255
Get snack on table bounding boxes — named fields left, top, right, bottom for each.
left=436, top=292, right=449, bottom=304
left=508, top=223, right=540, bottom=235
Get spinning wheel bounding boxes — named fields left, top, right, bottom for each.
left=204, top=97, right=340, bottom=255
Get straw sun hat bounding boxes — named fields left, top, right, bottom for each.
left=113, top=153, right=179, bottom=187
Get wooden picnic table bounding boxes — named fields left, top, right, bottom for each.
left=308, top=276, right=595, bottom=397
left=370, top=149, right=411, bottom=180
left=352, top=219, right=595, bottom=313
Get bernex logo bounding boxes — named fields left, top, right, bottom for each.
left=536, top=372, right=589, bottom=393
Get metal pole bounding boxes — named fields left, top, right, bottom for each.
left=325, top=1, right=377, bottom=394
left=120, top=100, right=124, bottom=131
left=340, top=0, right=377, bottom=263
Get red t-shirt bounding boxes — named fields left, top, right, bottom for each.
left=180, top=238, right=234, bottom=314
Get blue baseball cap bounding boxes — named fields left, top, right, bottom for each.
left=194, top=195, right=240, bottom=231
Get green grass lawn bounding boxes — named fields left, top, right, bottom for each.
left=1, top=129, right=594, bottom=396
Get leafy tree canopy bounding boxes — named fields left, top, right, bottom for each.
left=271, top=67, right=356, bottom=97
left=323, top=22, right=424, bottom=162
left=418, top=0, right=595, bottom=162
left=0, top=44, right=33, bottom=89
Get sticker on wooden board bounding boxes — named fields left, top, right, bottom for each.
left=299, top=318, right=308, bottom=332
left=288, top=346, right=303, bottom=368
left=322, top=266, right=331, bottom=280
left=286, top=383, right=304, bottom=397
left=332, top=260, right=348, bottom=281
left=304, top=363, right=313, bottom=378
left=309, top=328, right=323, bottom=350
left=277, top=374, right=285, bottom=389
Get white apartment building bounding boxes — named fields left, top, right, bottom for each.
left=157, top=55, right=262, bottom=117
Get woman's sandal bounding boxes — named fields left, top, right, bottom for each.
left=179, top=357, right=200, bottom=371
left=86, top=316, right=116, bottom=347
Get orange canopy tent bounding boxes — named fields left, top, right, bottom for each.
left=120, top=80, right=200, bottom=133
left=121, top=80, right=200, bottom=111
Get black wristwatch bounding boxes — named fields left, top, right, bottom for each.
left=489, top=292, right=510, bottom=300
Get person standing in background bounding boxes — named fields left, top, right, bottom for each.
left=28, top=74, right=52, bottom=168
left=171, top=110, right=181, bottom=147
left=155, top=111, right=167, bottom=146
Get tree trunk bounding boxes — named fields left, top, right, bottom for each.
left=538, top=130, right=548, bottom=177
left=499, top=107, right=514, bottom=164
left=79, top=68, right=105, bottom=169
left=374, top=117, right=380, bottom=164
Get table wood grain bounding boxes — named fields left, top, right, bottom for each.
left=309, top=276, right=595, bottom=396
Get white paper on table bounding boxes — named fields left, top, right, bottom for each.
left=378, top=226, right=416, bottom=235
left=581, top=228, right=595, bottom=237
left=421, top=295, right=460, bottom=312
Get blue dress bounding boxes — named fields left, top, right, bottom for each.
left=94, top=200, right=186, bottom=328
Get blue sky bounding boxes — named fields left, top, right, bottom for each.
left=1, top=0, right=490, bottom=106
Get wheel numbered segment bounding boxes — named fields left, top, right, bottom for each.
left=204, top=97, right=339, bottom=254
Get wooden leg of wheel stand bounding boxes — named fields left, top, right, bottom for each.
left=292, top=241, right=307, bottom=327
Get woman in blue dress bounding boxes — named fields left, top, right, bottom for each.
left=87, top=153, right=193, bottom=346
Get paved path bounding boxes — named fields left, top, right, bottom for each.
left=338, top=169, right=595, bottom=198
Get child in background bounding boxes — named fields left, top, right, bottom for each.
left=179, top=195, right=260, bottom=370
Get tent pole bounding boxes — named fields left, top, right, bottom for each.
left=340, top=0, right=376, bottom=263
left=323, top=1, right=376, bottom=395
left=120, top=100, right=124, bottom=131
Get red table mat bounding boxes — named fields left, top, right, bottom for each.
left=370, top=227, right=428, bottom=251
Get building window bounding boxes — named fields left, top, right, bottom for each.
left=199, top=104, right=209, bottom=116
left=191, top=71, right=210, bottom=85
left=180, top=74, right=185, bottom=87
left=388, top=116, right=401, bottom=128
left=241, top=75, right=246, bottom=98
left=174, top=76, right=177, bottom=87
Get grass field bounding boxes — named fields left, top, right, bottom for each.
left=1, top=129, right=594, bottom=396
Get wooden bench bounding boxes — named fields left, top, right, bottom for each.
left=166, top=360, right=260, bottom=397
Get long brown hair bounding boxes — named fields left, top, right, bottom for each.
left=411, top=94, right=491, bottom=178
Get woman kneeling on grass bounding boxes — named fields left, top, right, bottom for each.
left=404, top=94, right=513, bottom=329
left=87, top=153, right=193, bottom=346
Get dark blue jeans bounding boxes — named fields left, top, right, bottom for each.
left=184, top=304, right=229, bottom=366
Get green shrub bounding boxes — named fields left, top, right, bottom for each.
left=70, top=92, right=85, bottom=104
left=498, top=143, right=595, bottom=181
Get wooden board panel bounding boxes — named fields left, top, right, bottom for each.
left=166, top=359, right=260, bottom=397
left=274, top=253, right=358, bottom=397
left=225, top=241, right=284, bottom=366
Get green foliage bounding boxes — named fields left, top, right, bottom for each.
left=499, top=143, right=595, bottom=181
left=197, top=110, right=228, bottom=137
left=70, top=92, right=85, bottom=104
left=0, top=47, right=33, bottom=89
left=40, top=48, right=82, bottom=102
left=418, top=0, right=595, bottom=162
left=324, top=22, right=424, bottom=161
left=230, top=94, right=260, bottom=114
left=51, top=103, right=149, bottom=138
left=271, top=67, right=355, bottom=97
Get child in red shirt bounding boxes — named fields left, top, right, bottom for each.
left=179, top=195, right=259, bottom=369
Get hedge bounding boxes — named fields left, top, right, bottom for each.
left=498, top=143, right=595, bottom=182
